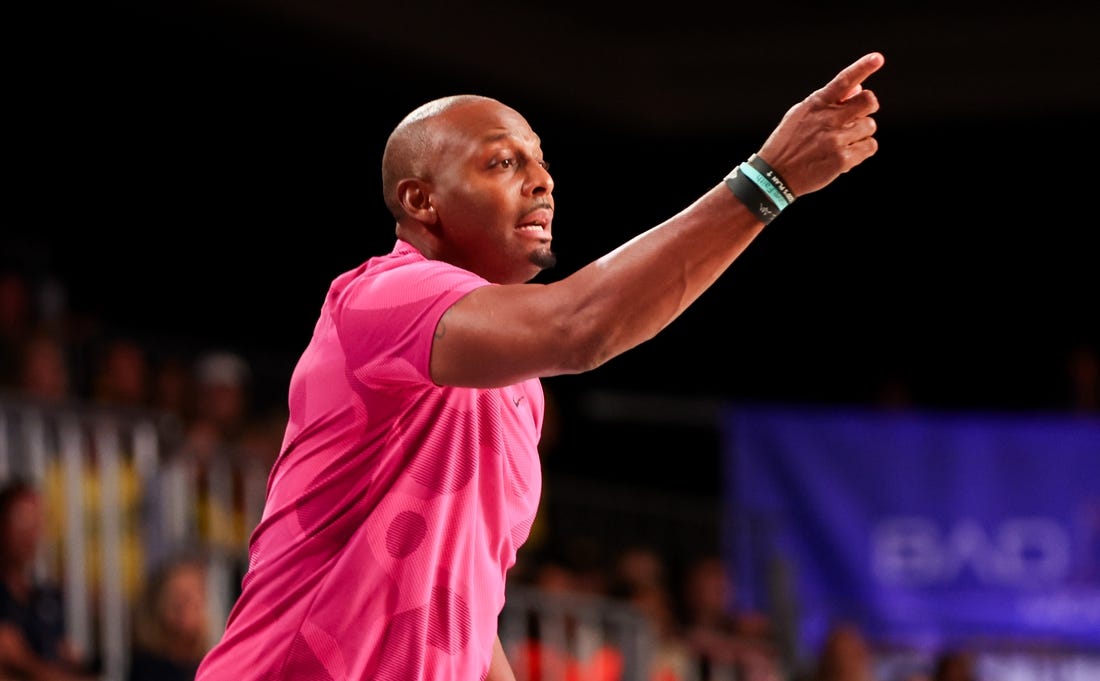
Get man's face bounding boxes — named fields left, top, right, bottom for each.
left=427, top=100, right=555, bottom=284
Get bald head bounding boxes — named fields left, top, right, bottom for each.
left=381, top=94, right=500, bottom=221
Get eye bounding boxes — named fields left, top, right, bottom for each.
left=499, top=158, right=515, bottom=169
left=539, top=160, right=550, bottom=171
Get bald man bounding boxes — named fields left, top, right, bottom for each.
left=196, top=52, right=884, bottom=681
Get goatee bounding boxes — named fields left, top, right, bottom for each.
left=530, top=247, right=557, bottom=270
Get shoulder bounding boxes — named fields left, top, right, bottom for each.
left=341, top=245, right=489, bottom=310
left=375, top=242, right=484, bottom=283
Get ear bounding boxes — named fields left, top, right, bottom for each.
left=396, top=179, right=438, bottom=225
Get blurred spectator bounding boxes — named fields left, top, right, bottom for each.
left=14, top=331, right=71, bottom=405
left=564, top=538, right=610, bottom=596
left=619, top=581, right=691, bottom=681
left=807, top=622, right=876, bottom=681
left=0, top=478, right=97, bottom=681
left=185, top=350, right=253, bottom=461
left=511, top=554, right=624, bottom=681
left=605, top=546, right=695, bottom=681
left=150, top=351, right=197, bottom=426
left=128, top=553, right=211, bottom=681
left=678, top=555, right=780, bottom=681
left=169, top=350, right=258, bottom=582
left=930, top=649, right=976, bottom=681
left=42, top=335, right=149, bottom=603
left=613, top=545, right=667, bottom=595
left=88, top=335, right=151, bottom=410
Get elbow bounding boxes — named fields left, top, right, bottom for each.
left=553, top=317, right=629, bottom=376
left=542, top=283, right=668, bottom=377
left=567, top=342, right=614, bottom=375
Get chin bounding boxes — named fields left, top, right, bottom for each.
left=529, top=247, right=557, bottom=271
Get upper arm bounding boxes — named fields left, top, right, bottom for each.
left=429, top=281, right=596, bottom=388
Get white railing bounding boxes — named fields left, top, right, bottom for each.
left=0, top=395, right=264, bottom=681
left=3, top=394, right=1098, bottom=681
left=501, top=585, right=659, bottom=681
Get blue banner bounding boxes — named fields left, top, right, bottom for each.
left=722, top=404, right=1100, bottom=658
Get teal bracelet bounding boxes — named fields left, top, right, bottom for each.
left=747, top=154, right=796, bottom=205
left=738, top=162, right=789, bottom=211
left=724, top=166, right=781, bottom=224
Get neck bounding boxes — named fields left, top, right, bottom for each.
left=395, top=222, right=439, bottom=261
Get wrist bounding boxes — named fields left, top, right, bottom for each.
left=723, top=165, right=780, bottom=224
left=747, top=154, right=797, bottom=205
left=723, top=155, right=797, bottom=224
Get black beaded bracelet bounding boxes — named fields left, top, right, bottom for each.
left=747, top=153, right=797, bottom=205
left=724, top=166, right=781, bottom=224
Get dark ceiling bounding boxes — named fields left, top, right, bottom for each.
left=7, top=0, right=1100, bottom=420
left=213, top=0, right=1100, bottom=133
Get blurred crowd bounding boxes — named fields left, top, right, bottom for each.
left=1, top=257, right=1097, bottom=681
left=0, top=466, right=1004, bottom=681
left=0, top=267, right=288, bottom=473
left=0, top=264, right=282, bottom=681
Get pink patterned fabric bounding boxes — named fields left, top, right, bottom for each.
left=196, top=240, right=544, bottom=681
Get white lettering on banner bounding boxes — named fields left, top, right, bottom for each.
left=871, top=516, right=1072, bottom=586
left=1018, top=593, right=1100, bottom=625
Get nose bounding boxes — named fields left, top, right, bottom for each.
left=525, top=163, right=554, bottom=197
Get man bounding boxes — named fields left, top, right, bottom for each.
left=196, top=51, right=884, bottom=681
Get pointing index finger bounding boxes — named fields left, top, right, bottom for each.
left=821, top=52, right=885, bottom=103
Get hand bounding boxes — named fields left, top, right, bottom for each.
left=755, top=52, right=884, bottom=198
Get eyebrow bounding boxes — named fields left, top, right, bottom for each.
left=480, top=131, right=514, bottom=146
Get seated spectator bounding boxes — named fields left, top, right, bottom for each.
left=88, top=335, right=151, bottom=410
left=679, top=555, right=780, bottom=681
left=613, top=545, right=668, bottom=595
left=0, top=478, right=97, bottom=681
left=185, top=350, right=254, bottom=462
left=930, top=649, right=976, bottom=681
left=614, top=580, right=690, bottom=681
left=13, top=331, right=71, bottom=405
left=128, top=553, right=211, bottom=681
left=174, top=351, right=257, bottom=571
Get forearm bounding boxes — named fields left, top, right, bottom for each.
left=485, top=635, right=517, bottom=681
left=556, top=182, right=763, bottom=368
left=547, top=53, right=883, bottom=373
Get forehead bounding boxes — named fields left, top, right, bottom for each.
left=437, top=100, right=541, bottom=151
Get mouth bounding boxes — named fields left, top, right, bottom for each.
left=517, top=207, right=553, bottom=237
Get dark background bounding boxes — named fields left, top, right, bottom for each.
left=7, top=0, right=1099, bottom=496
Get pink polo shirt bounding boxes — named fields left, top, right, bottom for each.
left=195, top=240, right=544, bottom=681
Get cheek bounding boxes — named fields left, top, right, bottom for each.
left=442, top=181, right=512, bottom=223
left=451, top=196, right=497, bottom=227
